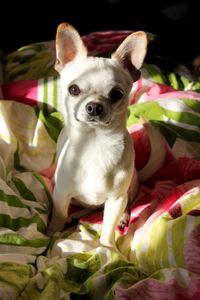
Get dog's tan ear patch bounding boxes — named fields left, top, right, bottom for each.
left=112, top=31, right=147, bottom=80
left=55, top=23, right=87, bottom=72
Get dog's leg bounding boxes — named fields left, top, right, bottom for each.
left=119, top=206, right=131, bottom=230
left=100, top=195, right=128, bottom=248
left=119, top=171, right=139, bottom=229
left=47, top=187, right=71, bottom=234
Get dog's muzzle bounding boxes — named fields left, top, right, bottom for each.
left=75, top=102, right=110, bottom=125
left=86, top=102, right=104, bottom=117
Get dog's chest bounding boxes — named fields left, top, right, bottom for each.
left=57, top=132, right=125, bottom=205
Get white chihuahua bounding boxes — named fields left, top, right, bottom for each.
left=48, top=23, right=147, bottom=248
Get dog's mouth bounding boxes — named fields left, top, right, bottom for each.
left=75, top=114, right=111, bottom=126
left=88, top=118, right=111, bottom=126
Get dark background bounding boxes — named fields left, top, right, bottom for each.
left=1, top=0, right=199, bottom=67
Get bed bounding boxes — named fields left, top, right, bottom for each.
left=0, top=30, right=200, bottom=299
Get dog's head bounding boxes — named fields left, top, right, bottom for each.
left=55, top=23, right=147, bottom=128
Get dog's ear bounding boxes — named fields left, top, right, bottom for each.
left=112, top=31, right=147, bottom=81
left=55, top=23, right=87, bottom=72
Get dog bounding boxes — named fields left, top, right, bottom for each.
left=48, top=23, right=147, bottom=249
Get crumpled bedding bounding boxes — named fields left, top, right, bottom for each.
left=0, top=31, right=200, bottom=299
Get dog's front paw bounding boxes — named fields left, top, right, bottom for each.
left=118, top=210, right=130, bottom=230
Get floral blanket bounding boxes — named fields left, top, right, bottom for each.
left=0, top=31, right=200, bottom=299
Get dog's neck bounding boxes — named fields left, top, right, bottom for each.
left=60, top=114, right=127, bottom=160
left=65, top=119, right=128, bottom=166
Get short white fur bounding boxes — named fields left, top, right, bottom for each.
left=48, top=23, right=147, bottom=249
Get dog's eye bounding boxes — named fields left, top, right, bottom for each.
left=68, top=84, right=81, bottom=96
left=109, top=88, right=124, bottom=102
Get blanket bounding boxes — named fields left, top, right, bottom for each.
left=0, top=31, right=200, bottom=299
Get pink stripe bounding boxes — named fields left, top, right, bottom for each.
left=131, top=79, right=143, bottom=104
left=145, top=87, right=200, bottom=101
left=130, top=80, right=200, bottom=104
left=2, top=80, right=38, bottom=106
left=137, top=78, right=143, bottom=90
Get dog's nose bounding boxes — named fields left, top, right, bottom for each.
left=86, top=102, right=104, bottom=117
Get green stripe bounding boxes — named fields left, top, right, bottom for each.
left=181, top=193, right=200, bottom=214
left=0, top=156, right=8, bottom=181
left=0, top=262, right=33, bottom=290
left=180, top=76, right=190, bottom=89
left=53, top=77, right=58, bottom=110
left=0, top=189, right=26, bottom=208
left=191, top=81, right=200, bottom=92
left=65, top=252, right=101, bottom=286
left=143, top=63, right=166, bottom=84
left=128, top=99, right=200, bottom=127
left=43, top=77, right=48, bottom=111
left=33, top=173, right=53, bottom=209
left=153, top=120, right=179, bottom=147
left=168, top=72, right=184, bottom=90
left=0, top=233, right=49, bottom=248
left=0, top=214, right=46, bottom=232
left=152, top=119, right=200, bottom=147
left=127, top=100, right=200, bottom=144
left=14, top=142, right=28, bottom=172
left=164, top=108, right=200, bottom=127
left=151, top=217, right=169, bottom=272
left=12, top=177, right=37, bottom=202
left=38, top=110, right=62, bottom=142
left=127, top=101, right=165, bottom=127
left=163, top=123, right=200, bottom=143
left=183, top=98, right=200, bottom=114
left=34, top=207, right=47, bottom=214
left=51, top=152, right=57, bottom=164
left=171, top=216, right=186, bottom=268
